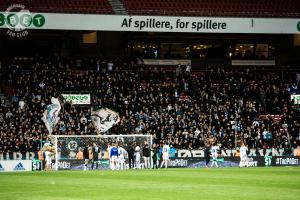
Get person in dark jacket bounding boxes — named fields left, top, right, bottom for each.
left=83, top=145, right=90, bottom=170
left=152, top=143, right=160, bottom=169
left=204, top=144, right=211, bottom=168
left=142, top=141, right=151, bottom=169
left=91, top=143, right=99, bottom=170
left=126, top=142, right=135, bottom=169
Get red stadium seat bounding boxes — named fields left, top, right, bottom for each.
left=0, top=0, right=114, bottom=14
left=0, top=0, right=298, bottom=17
left=122, top=0, right=299, bottom=18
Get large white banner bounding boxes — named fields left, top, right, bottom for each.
left=91, top=108, right=120, bottom=133
left=0, top=160, right=32, bottom=172
left=41, top=97, right=61, bottom=134
left=0, top=12, right=300, bottom=33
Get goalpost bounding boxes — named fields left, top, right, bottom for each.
left=49, top=134, right=152, bottom=171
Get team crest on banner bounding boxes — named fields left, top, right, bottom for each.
left=41, top=97, right=61, bottom=134
left=91, top=108, right=120, bottom=133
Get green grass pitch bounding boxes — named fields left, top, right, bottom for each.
left=0, top=167, right=300, bottom=200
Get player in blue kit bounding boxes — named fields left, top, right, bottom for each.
left=110, top=143, right=119, bottom=170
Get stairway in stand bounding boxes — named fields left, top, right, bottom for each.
left=107, top=0, right=127, bottom=15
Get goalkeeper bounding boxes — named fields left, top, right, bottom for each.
left=91, top=143, right=100, bottom=170
left=83, top=145, right=90, bottom=170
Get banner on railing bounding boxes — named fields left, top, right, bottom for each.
left=0, top=148, right=298, bottom=160
left=0, top=160, right=32, bottom=172
left=62, top=94, right=91, bottom=105
left=0, top=12, right=300, bottom=33
left=291, top=94, right=300, bottom=105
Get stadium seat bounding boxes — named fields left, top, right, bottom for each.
left=122, top=0, right=300, bottom=18
left=0, top=0, right=114, bottom=14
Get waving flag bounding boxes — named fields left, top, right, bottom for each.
left=91, top=108, right=120, bottom=133
left=41, top=97, right=61, bottom=135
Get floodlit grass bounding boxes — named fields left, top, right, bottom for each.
left=0, top=167, right=299, bottom=200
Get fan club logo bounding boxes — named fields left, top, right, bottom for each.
left=0, top=164, right=4, bottom=171
left=13, top=162, right=25, bottom=171
left=67, top=140, right=78, bottom=151
left=0, top=4, right=45, bottom=37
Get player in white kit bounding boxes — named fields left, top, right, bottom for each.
left=118, top=144, right=127, bottom=170
left=160, top=143, right=170, bottom=168
left=107, top=144, right=113, bottom=169
left=239, top=143, right=249, bottom=167
left=135, top=146, right=141, bottom=169
left=44, top=146, right=52, bottom=171
left=210, top=144, right=220, bottom=168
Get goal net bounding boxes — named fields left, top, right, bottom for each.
left=49, top=134, right=152, bottom=170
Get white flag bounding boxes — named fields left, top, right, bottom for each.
left=91, top=108, right=120, bottom=133
left=41, top=97, right=61, bottom=135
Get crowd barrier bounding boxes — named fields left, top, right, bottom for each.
left=0, top=148, right=299, bottom=171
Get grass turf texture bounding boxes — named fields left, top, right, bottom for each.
left=0, top=167, right=300, bottom=200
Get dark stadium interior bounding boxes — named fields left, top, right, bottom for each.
left=1, top=30, right=300, bottom=66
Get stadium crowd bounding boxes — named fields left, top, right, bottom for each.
left=0, top=57, right=300, bottom=154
